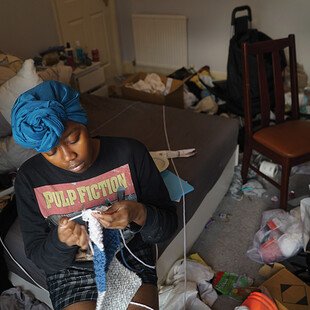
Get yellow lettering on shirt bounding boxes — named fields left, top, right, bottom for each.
left=67, top=189, right=77, bottom=205
left=77, top=186, right=86, bottom=203
left=41, top=173, right=129, bottom=209
left=90, top=184, right=100, bottom=199
left=117, top=173, right=127, bottom=188
left=43, top=192, right=53, bottom=209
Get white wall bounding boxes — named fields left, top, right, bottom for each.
left=1, top=0, right=309, bottom=78
left=116, top=0, right=310, bottom=78
left=0, top=0, right=60, bottom=59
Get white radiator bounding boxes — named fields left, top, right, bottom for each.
left=132, top=14, right=188, bottom=70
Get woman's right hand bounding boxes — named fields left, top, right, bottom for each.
left=58, top=217, right=89, bottom=250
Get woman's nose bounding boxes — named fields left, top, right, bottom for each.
left=60, top=145, right=77, bottom=162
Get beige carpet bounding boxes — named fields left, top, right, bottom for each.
left=190, top=173, right=310, bottom=309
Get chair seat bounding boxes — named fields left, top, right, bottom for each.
left=253, top=120, right=310, bottom=157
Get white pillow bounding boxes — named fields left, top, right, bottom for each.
left=0, top=66, right=16, bottom=85
left=0, top=59, right=42, bottom=126
left=0, top=112, right=12, bottom=137
left=0, top=136, right=37, bottom=174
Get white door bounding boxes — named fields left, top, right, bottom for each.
left=52, top=0, right=121, bottom=80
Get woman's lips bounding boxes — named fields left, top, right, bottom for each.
left=69, top=162, right=85, bottom=172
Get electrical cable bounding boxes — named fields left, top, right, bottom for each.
left=119, top=229, right=156, bottom=269
left=129, top=301, right=154, bottom=310
left=155, top=243, right=158, bottom=263
left=162, top=105, right=187, bottom=310
left=0, top=236, right=49, bottom=293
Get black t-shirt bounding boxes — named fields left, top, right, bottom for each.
left=15, top=136, right=177, bottom=275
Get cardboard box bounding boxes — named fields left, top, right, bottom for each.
left=121, top=72, right=184, bottom=109
left=260, top=268, right=310, bottom=310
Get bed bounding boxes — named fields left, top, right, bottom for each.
left=2, top=94, right=239, bottom=306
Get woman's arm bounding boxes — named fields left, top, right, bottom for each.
left=136, top=145, right=178, bottom=243
left=15, top=172, right=78, bottom=275
left=94, top=141, right=178, bottom=243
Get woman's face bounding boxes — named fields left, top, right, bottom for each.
left=42, top=121, right=98, bottom=173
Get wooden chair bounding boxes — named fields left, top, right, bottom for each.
left=241, top=34, right=310, bottom=210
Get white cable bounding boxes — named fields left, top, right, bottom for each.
left=119, top=229, right=156, bottom=269
left=155, top=244, right=158, bottom=263
left=162, top=105, right=187, bottom=310
left=129, top=301, right=154, bottom=310
left=90, top=102, right=137, bottom=135
left=0, top=236, right=49, bottom=293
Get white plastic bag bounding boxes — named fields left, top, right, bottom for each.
left=165, top=258, right=214, bottom=285
left=300, top=198, right=310, bottom=251
left=247, top=208, right=303, bottom=264
left=159, top=258, right=216, bottom=309
left=159, top=281, right=212, bottom=310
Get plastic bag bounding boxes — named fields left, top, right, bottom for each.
left=300, top=197, right=310, bottom=251
left=165, top=258, right=214, bottom=285
left=247, top=208, right=303, bottom=264
left=159, top=257, right=216, bottom=309
left=159, top=281, right=211, bottom=310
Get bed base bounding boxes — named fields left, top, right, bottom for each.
left=157, top=146, right=238, bottom=283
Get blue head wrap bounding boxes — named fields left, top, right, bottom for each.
left=11, top=80, right=88, bottom=152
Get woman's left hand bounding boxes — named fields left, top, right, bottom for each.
left=92, top=201, right=147, bottom=229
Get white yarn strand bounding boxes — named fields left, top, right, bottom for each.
left=119, top=229, right=156, bottom=269
left=129, top=301, right=154, bottom=310
left=162, top=105, right=187, bottom=310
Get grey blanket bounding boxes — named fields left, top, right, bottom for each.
left=0, top=287, right=51, bottom=310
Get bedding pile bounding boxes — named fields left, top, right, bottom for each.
left=0, top=59, right=41, bottom=173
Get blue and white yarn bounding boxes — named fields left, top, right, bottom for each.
left=82, top=210, right=120, bottom=309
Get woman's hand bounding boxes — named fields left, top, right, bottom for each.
left=58, top=217, right=89, bottom=250
left=92, top=201, right=147, bottom=229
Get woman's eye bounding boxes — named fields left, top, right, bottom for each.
left=46, top=148, right=57, bottom=156
left=68, top=135, right=80, bottom=144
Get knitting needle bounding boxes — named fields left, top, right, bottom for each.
left=68, top=213, right=83, bottom=221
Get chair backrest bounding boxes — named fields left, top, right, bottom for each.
left=242, top=34, right=299, bottom=136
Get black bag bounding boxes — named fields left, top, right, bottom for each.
left=226, top=29, right=287, bottom=116
left=209, top=6, right=287, bottom=116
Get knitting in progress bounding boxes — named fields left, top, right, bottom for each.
left=81, top=209, right=142, bottom=310
left=81, top=209, right=118, bottom=309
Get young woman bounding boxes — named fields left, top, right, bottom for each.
left=12, top=80, right=177, bottom=310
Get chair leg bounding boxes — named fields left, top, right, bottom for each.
left=280, top=163, right=291, bottom=210
left=241, top=144, right=252, bottom=184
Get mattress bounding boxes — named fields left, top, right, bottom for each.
left=3, top=95, right=239, bottom=289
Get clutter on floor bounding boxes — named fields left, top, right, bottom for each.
left=165, top=194, right=310, bottom=309
left=121, top=72, right=184, bottom=108
left=0, top=287, right=51, bottom=309
left=159, top=252, right=298, bottom=310
left=159, top=253, right=217, bottom=309
left=246, top=207, right=303, bottom=264
left=190, top=152, right=310, bottom=309
left=259, top=266, right=310, bottom=310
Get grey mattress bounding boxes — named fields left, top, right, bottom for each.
left=4, top=95, right=239, bottom=289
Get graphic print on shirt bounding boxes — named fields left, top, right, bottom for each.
left=34, top=164, right=137, bottom=222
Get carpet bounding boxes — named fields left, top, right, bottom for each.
left=190, top=173, right=310, bottom=309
